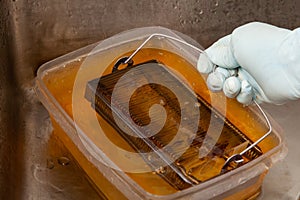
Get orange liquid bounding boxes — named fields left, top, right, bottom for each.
left=42, top=48, right=279, bottom=199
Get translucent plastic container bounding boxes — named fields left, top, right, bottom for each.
left=35, top=27, right=287, bottom=200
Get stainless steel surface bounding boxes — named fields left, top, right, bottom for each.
left=262, top=102, right=300, bottom=200
left=0, top=0, right=300, bottom=199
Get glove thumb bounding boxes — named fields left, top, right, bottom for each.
left=197, top=35, right=239, bottom=73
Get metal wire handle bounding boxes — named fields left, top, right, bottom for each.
left=222, top=100, right=272, bottom=169
left=123, top=33, right=204, bottom=64
left=119, top=33, right=273, bottom=170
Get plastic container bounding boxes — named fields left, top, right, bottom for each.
left=35, top=27, right=287, bottom=200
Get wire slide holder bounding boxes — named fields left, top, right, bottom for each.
left=113, top=33, right=273, bottom=170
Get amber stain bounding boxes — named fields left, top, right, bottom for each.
left=42, top=48, right=280, bottom=199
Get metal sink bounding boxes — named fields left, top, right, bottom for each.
left=0, top=0, right=299, bottom=199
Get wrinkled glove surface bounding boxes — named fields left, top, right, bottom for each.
left=198, top=22, right=300, bottom=105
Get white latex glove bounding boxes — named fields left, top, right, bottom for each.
left=197, top=22, right=300, bottom=105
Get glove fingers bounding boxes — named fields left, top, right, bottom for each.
left=236, top=80, right=255, bottom=105
left=223, top=76, right=241, bottom=98
left=206, top=66, right=257, bottom=105
left=206, top=67, right=233, bottom=92
left=237, top=68, right=271, bottom=104
left=206, top=71, right=225, bottom=92
left=221, top=71, right=255, bottom=105
left=205, top=35, right=240, bottom=69
left=197, top=53, right=214, bottom=73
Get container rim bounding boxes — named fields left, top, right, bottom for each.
left=35, top=26, right=287, bottom=199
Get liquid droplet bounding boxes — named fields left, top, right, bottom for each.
left=160, top=98, right=166, bottom=106
left=47, top=159, right=55, bottom=169
left=155, top=166, right=165, bottom=174
left=58, top=157, right=70, bottom=166
left=194, top=102, right=201, bottom=108
left=180, top=19, right=187, bottom=25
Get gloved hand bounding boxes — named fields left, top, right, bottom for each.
left=197, top=22, right=300, bottom=105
